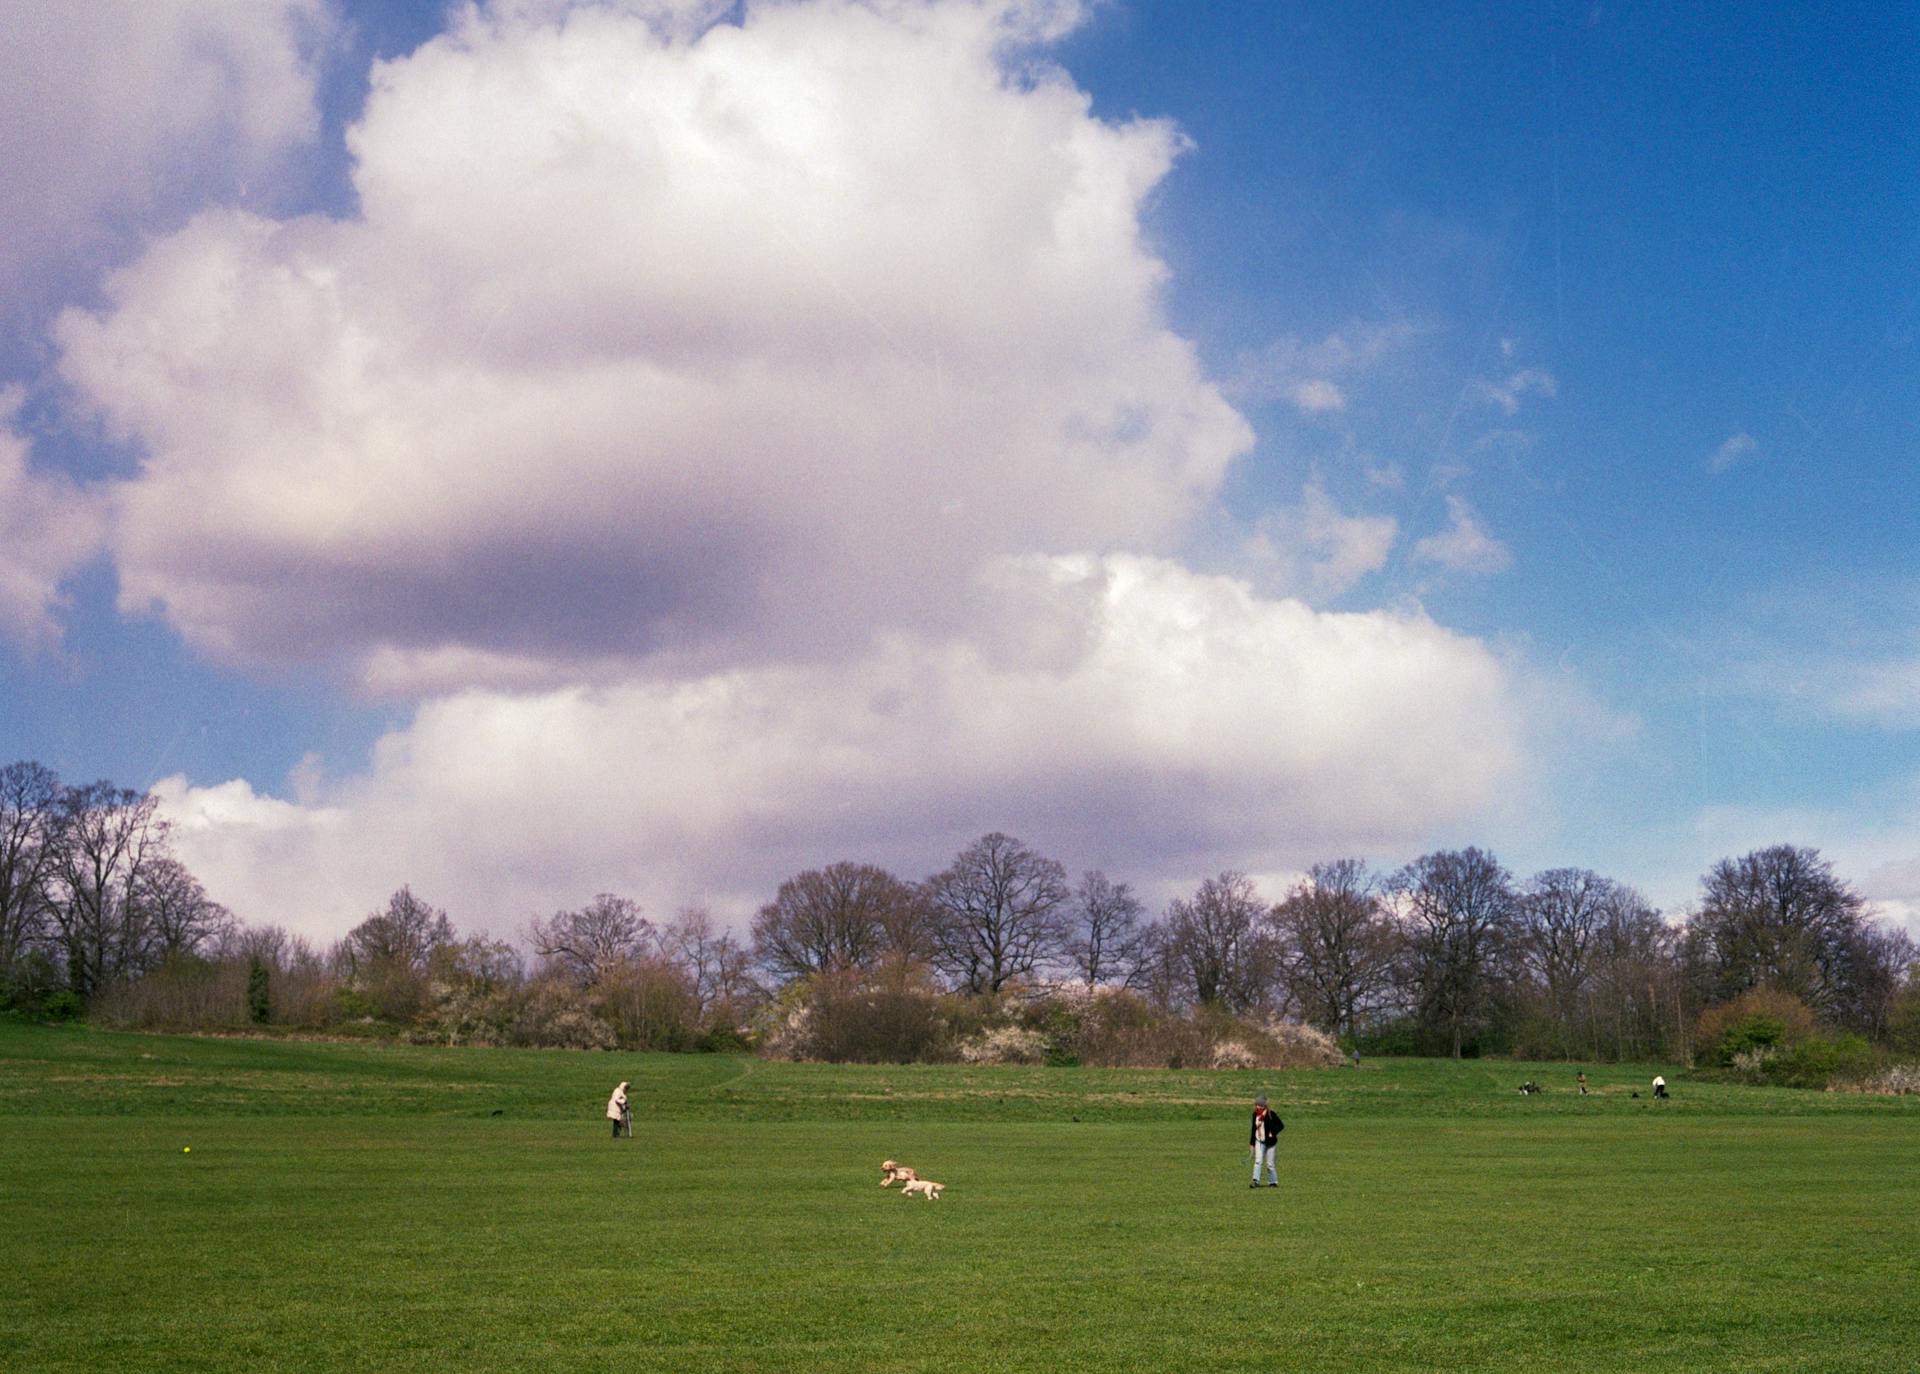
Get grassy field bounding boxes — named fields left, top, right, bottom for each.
left=3, top=1025, right=1916, bottom=1372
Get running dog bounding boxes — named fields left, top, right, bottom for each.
left=880, top=1159, right=919, bottom=1187
left=899, top=1178, right=944, bottom=1201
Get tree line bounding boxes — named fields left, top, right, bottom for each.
left=3, top=759, right=1916, bottom=1067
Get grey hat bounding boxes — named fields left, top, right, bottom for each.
left=1255, top=1095, right=1268, bottom=1107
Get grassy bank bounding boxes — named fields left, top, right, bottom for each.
left=3, top=1024, right=1915, bottom=1372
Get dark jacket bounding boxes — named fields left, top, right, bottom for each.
left=1250, top=1107, right=1283, bottom=1147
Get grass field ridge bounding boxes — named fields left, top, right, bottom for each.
left=5, top=1024, right=1916, bottom=1373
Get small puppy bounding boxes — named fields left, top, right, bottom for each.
left=900, top=1178, right=944, bottom=1201
left=880, top=1159, right=919, bottom=1188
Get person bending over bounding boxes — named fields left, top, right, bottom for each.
left=1249, top=1095, right=1283, bottom=1188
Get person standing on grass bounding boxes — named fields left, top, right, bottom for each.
left=607, top=1081, right=631, bottom=1138
left=1249, top=1095, right=1282, bottom=1188
left=1577, top=1071, right=1588, bottom=1096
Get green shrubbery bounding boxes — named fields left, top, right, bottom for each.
left=246, top=959, right=271, bottom=1025
left=1695, top=987, right=1886, bottom=1089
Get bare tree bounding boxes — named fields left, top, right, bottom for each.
left=1577, top=884, right=1683, bottom=1061
left=1686, top=845, right=1871, bottom=1018
left=1831, top=921, right=1917, bottom=1042
left=527, top=893, right=654, bottom=986
left=0, top=761, right=61, bottom=977
left=666, top=907, right=756, bottom=1020
left=1391, top=847, right=1518, bottom=1058
left=1065, top=870, right=1148, bottom=987
left=225, top=925, right=335, bottom=1025
left=47, top=782, right=169, bottom=996
left=1272, top=859, right=1398, bottom=1037
left=216, top=922, right=298, bottom=969
left=133, top=856, right=235, bottom=959
left=753, top=862, right=928, bottom=984
left=1159, top=871, right=1276, bottom=1013
left=341, top=886, right=455, bottom=975
left=1516, top=868, right=1615, bottom=1023
left=926, top=833, right=1070, bottom=993
left=873, top=881, right=941, bottom=968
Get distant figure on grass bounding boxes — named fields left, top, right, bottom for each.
left=1350, top=1048, right=1361, bottom=1070
left=1249, top=1095, right=1282, bottom=1188
left=1577, top=1072, right=1588, bottom=1096
left=1652, top=1075, right=1669, bottom=1100
left=608, top=1081, right=632, bottom=1138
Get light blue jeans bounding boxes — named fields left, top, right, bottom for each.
left=1252, top=1143, right=1276, bottom=1184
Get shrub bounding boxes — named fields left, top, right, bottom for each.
left=1769, top=1033, right=1874, bottom=1089
left=592, top=956, right=700, bottom=1051
left=42, top=988, right=83, bottom=1022
left=759, top=964, right=948, bottom=1063
left=246, top=960, right=271, bottom=1025
left=1721, top=1030, right=1874, bottom=1089
left=957, top=1025, right=1049, bottom=1065
left=1259, top=1019, right=1340, bottom=1066
left=1886, top=989, right=1920, bottom=1055
left=415, top=978, right=516, bottom=1047
left=1729, top=1045, right=1779, bottom=1077
left=693, top=1024, right=753, bottom=1054
left=1061, top=990, right=1209, bottom=1069
left=1719, top=1015, right=1790, bottom=1064
left=511, top=977, right=617, bottom=1050
left=806, top=966, right=947, bottom=1063
left=87, top=956, right=249, bottom=1030
left=1697, top=988, right=1817, bottom=1066
left=1210, top=1040, right=1258, bottom=1070
left=753, top=983, right=814, bottom=1061
left=1353, top=1017, right=1420, bottom=1057
left=1833, top=1062, right=1920, bottom=1095
left=331, top=986, right=378, bottom=1022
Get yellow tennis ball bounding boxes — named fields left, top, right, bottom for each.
left=182, top=1146, right=191, bottom=1153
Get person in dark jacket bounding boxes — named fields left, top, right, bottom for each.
left=1249, top=1095, right=1282, bottom=1187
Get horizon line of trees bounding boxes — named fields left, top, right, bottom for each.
left=4, top=759, right=1917, bottom=1064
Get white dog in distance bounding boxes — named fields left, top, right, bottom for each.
left=900, top=1178, right=944, bottom=1201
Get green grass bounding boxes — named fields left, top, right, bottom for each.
left=3, top=1024, right=1916, bottom=1372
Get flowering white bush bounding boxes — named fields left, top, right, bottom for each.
left=755, top=997, right=813, bottom=1061
left=957, top=1025, right=1049, bottom=1065
left=1210, top=1040, right=1259, bottom=1070
left=1730, top=1045, right=1780, bottom=1078
left=1261, top=1019, right=1344, bottom=1067
left=533, top=1007, right=617, bottom=1051
left=1833, top=1062, right=1920, bottom=1095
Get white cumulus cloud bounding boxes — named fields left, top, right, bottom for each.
left=158, top=555, right=1528, bottom=937
left=35, top=0, right=1550, bottom=939
left=1413, top=495, right=1511, bottom=575
left=1247, top=478, right=1396, bottom=599
left=0, top=0, right=331, bottom=313
left=58, top=0, right=1249, bottom=690
left=0, top=391, right=106, bottom=651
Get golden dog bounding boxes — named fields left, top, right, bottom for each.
left=880, top=1159, right=919, bottom=1187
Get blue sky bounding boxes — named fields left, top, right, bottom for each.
left=1, top=0, right=1914, bottom=941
